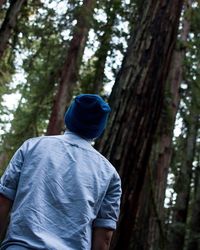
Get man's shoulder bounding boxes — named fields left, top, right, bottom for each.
left=24, top=134, right=64, bottom=144
left=21, top=135, right=65, bottom=151
left=91, top=148, right=118, bottom=175
left=23, top=135, right=119, bottom=175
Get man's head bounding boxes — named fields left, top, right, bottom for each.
left=64, top=94, right=111, bottom=140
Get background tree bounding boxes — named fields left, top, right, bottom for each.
left=0, top=0, right=27, bottom=59
left=187, top=162, right=200, bottom=250
left=47, top=0, right=96, bottom=135
left=79, top=0, right=136, bottom=94
left=0, top=0, right=66, bottom=170
left=131, top=1, right=193, bottom=249
left=166, top=2, right=200, bottom=248
left=1, top=1, right=200, bottom=250
left=0, top=0, right=132, bottom=168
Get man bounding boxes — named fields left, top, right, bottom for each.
left=0, top=94, right=121, bottom=250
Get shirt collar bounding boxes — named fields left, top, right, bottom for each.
left=63, top=131, right=95, bottom=151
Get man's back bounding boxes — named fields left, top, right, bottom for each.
left=0, top=132, right=121, bottom=250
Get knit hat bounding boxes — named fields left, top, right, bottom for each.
left=64, top=94, right=111, bottom=139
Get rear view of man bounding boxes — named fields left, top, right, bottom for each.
left=0, top=94, right=121, bottom=250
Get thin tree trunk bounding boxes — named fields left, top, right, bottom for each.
left=168, top=111, right=199, bottom=250
left=0, top=0, right=26, bottom=59
left=96, top=1, right=184, bottom=249
left=0, top=152, right=8, bottom=172
left=187, top=159, right=200, bottom=250
left=90, top=1, right=118, bottom=93
left=46, top=0, right=95, bottom=135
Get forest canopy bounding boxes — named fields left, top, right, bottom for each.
left=0, top=0, right=200, bottom=249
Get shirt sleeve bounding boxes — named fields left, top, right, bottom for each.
left=0, top=142, right=27, bottom=200
left=93, top=171, right=122, bottom=230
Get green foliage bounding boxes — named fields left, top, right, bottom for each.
left=0, top=0, right=74, bottom=158
left=79, top=0, right=136, bottom=94
left=78, top=55, right=98, bottom=93
left=0, top=0, right=140, bottom=169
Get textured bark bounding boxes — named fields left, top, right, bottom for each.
left=0, top=152, right=8, bottom=172
left=46, top=0, right=95, bottom=135
left=168, top=112, right=199, bottom=250
left=146, top=2, right=193, bottom=249
left=132, top=134, right=172, bottom=250
left=96, top=1, right=183, bottom=249
left=132, top=34, right=189, bottom=248
left=131, top=169, right=153, bottom=250
left=0, top=0, right=26, bottom=59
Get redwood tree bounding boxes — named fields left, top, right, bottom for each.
left=97, top=1, right=184, bottom=249
left=47, top=0, right=95, bottom=135
left=138, top=2, right=193, bottom=249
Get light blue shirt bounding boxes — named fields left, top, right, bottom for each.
left=0, top=132, right=121, bottom=250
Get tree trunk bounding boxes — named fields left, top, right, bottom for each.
left=168, top=111, right=199, bottom=250
left=131, top=168, right=155, bottom=250
left=146, top=1, right=193, bottom=249
left=79, top=0, right=119, bottom=94
left=96, top=1, right=184, bottom=249
left=46, top=0, right=95, bottom=135
left=0, top=152, right=9, bottom=173
left=90, top=1, right=119, bottom=94
left=0, top=0, right=26, bottom=59
left=187, top=161, right=200, bottom=250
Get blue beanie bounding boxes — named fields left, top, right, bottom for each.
left=64, top=94, right=111, bottom=139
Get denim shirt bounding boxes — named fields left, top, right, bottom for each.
left=0, top=132, right=121, bottom=250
